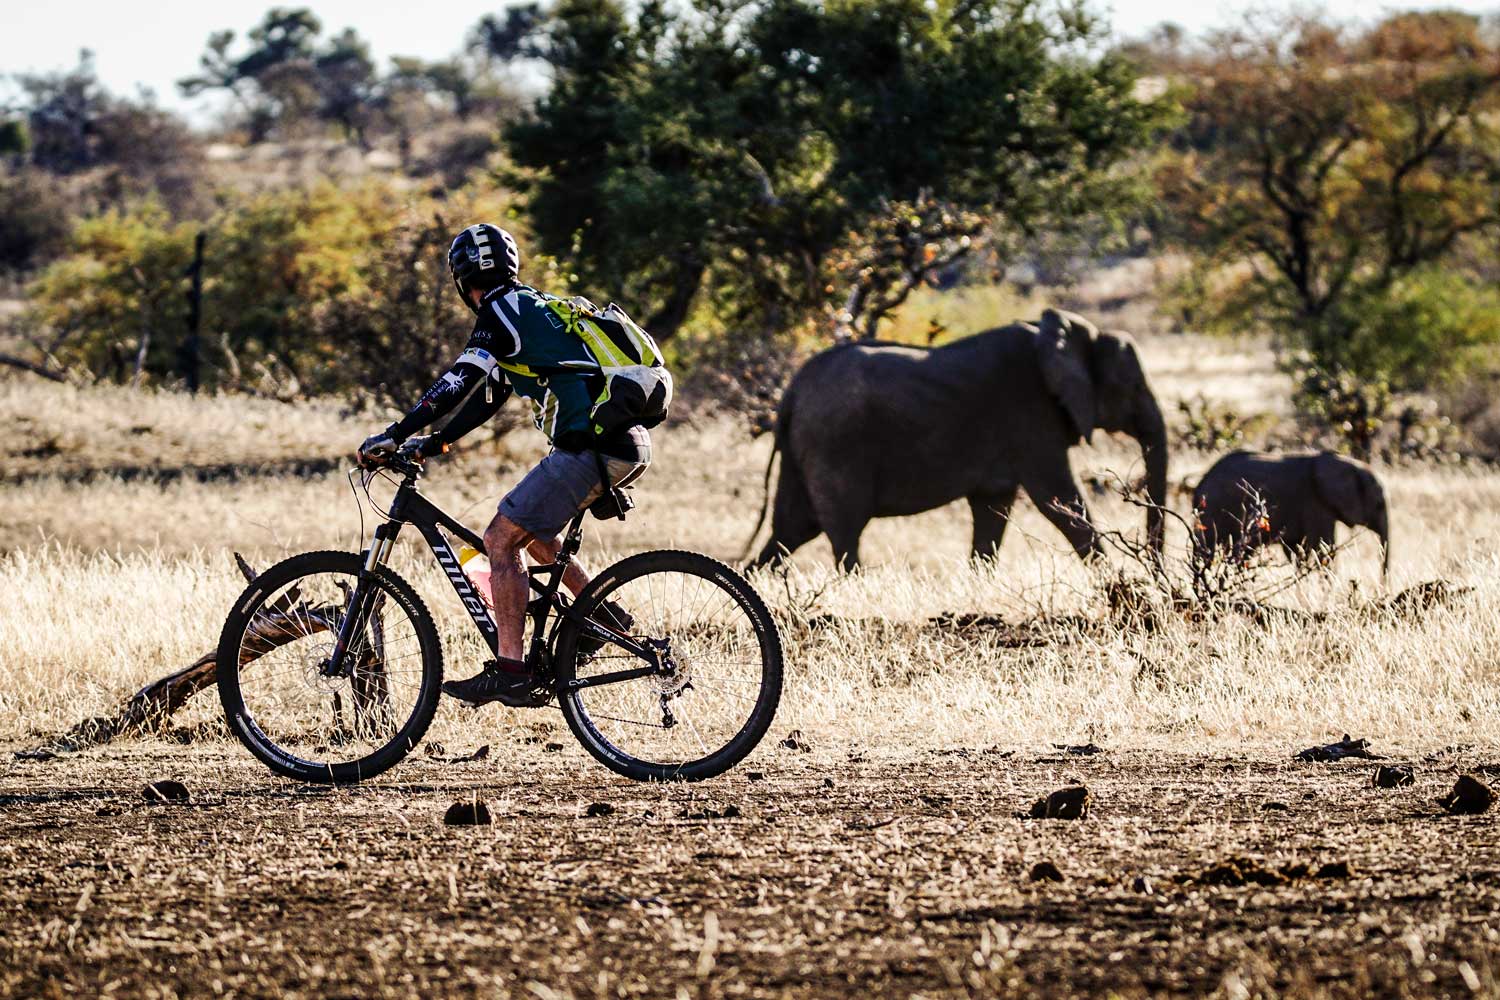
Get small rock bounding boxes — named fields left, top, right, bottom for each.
left=779, top=730, right=812, bottom=753
left=1029, top=861, right=1064, bottom=882
left=95, top=805, right=124, bottom=817
left=680, top=804, right=742, bottom=820
left=822, top=777, right=835, bottom=789
left=443, top=800, right=492, bottom=826
left=424, top=742, right=448, bottom=757
left=1314, top=860, right=1357, bottom=880
left=1261, top=801, right=1289, bottom=811
left=1027, top=785, right=1090, bottom=820
left=1131, top=875, right=1153, bottom=894
left=543, top=742, right=565, bottom=753
left=142, top=780, right=191, bottom=803
left=584, top=802, right=615, bottom=818
left=746, top=771, right=765, bottom=782
left=1052, top=743, right=1105, bottom=756
left=1372, top=765, right=1415, bottom=789
left=1440, top=774, right=1496, bottom=815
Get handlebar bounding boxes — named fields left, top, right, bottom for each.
left=358, top=448, right=424, bottom=479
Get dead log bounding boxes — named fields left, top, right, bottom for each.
left=17, top=553, right=345, bottom=760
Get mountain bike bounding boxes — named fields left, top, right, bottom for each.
left=216, top=447, right=783, bottom=784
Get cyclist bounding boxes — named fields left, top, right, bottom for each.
left=358, top=224, right=648, bottom=707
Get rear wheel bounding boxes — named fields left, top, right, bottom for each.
left=217, top=550, right=443, bottom=784
left=555, top=550, right=782, bottom=781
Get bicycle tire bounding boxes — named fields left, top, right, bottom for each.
left=217, top=550, right=444, bottom=784
left=554, top=549, right=782, bottom=781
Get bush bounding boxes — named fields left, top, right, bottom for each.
left=1332, top=269, right=1500, bottom=392
left=24, top=180, right=523, bottom=399
left=1291, top=364, right=1392, bottom=461
left=0, top=168, right=73, bottom=273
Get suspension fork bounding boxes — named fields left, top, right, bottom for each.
left=325, top=520, right=402, bottom=677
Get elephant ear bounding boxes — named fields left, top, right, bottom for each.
left=1312, top=453, right=1361, bottom=524
left=1037, top=308, right=1097, bottom=444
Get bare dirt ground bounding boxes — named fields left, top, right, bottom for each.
left=4, top=741, right=1498, bottom=999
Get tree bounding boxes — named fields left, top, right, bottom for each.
left=180, top=9, right=382, bottom=145
left=12, top=51, right=204, bottom=212
left=504, top=0, right=1169, bottom=344
left=1160, top=11, right=1500, bottom=389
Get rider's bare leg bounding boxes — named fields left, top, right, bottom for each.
left=483, top=514, right=537, bottom=662
left=525, top=533, right=590, bottom=598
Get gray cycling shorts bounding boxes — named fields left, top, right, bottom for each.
left=499, top=438, right=649, bottom=539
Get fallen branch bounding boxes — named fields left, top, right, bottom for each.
left=17, top=554, right=343, bottom=760
left=0, top=351, right=68, bottom=383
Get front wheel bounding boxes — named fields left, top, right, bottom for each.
left=217, top=550, right=444, bottom=784
left=555, top=550, right=783, bottom=781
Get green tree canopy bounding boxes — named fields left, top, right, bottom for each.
left=504, top=0, right=1171, bottom=343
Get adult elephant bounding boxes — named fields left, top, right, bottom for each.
left=1192, top=450, right=1390, bottom=576
left=744, top=309, right=1169, bottom=570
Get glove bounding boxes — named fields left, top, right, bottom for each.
left=399, top=435, right=449, bottom=459
left=357, top=430, right=399, bottom=465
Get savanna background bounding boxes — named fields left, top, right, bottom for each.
left=5, top=2, right=1500, bottom=997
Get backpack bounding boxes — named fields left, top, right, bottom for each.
left=541, top=296, right=674, bottom=437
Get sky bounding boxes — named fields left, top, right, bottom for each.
left=3, top=0, right=1499, bottom=118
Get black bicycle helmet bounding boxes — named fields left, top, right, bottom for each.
left=448, top=223, right=520, bottom=312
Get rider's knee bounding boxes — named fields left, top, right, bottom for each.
left=484, top=515, right=531, bottom=557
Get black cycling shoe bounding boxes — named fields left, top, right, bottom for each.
left=442, top=658, right=548, bottom=708
left=578, top=600, right=634, bottom=659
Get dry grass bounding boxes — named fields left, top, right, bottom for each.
left=5, top=341, right=1500, bottom=1000
left=2, top=337, right=1498, bottom=759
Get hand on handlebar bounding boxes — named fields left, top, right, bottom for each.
left=357, top=432, right=449, bottom=470
left=357, top=431, right=398, bottom=467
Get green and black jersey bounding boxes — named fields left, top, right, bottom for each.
left=385, top=284, right=648, bottom=458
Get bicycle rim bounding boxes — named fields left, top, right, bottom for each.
left=559, top=551, right=781, bottom=780
left=219, top=552, right=440, bottom=782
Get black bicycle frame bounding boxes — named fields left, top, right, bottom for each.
left=326, top=461, right=660, bottom=691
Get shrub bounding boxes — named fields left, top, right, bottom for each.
left=0, top=168, right=73, bottom=273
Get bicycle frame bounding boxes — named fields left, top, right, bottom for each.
left=326, top=458, right=661, bottom=692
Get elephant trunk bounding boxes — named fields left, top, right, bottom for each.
left=1135, top=390, right=1169, bottom=559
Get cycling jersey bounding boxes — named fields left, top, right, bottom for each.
left=386, top=284, right=638, bottom=458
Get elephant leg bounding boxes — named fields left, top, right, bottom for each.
left=824, top=517, right=869, bottom=572
left=752, top=501, right=821, bottom=570
left=1021, top=464, right=1100, bottom=559
left=748, top=454, right=823, bottom=570
left=969, top=487, right=1019, bottom=561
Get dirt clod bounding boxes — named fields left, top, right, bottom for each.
left=443, top=801, right=492, bottom=826
left=1296, top=734, right=1383, bottom=763
left=1261, top=800, right=1289, bottom=811
left=584, top=803, right=615, bottom=818
left=680, top=804, right=742, bottom=820
left=142, top=780, right=190, bottom=803
left=543, top=743, right=565, bottom=754
left=1131, top=875, right=1153, bottom=894
left=1440, top=774, right=1496, bottom=815
left=779, top=730, right=812, bottom=753
left=746, top=771, right=765, bottom=781
left=1028, top=785, right=1090, bottom=820
left=1197, top=857, right=1289, bottom=887
left=1053, top=743, right=1104, bottom=756
left=1373, top=765, right=1415, bottom=788
left=1315, top=860, right=1358, bottom=880
left=1029, top=861, right=1064, bottom=882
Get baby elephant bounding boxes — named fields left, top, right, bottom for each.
left=1192, top=450, right=1390, bottom=575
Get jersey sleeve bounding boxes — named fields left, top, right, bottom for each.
left=386, top=336, right=509, bottom=441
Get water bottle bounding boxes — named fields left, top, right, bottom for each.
left=457, top=544, right=495, bottom=609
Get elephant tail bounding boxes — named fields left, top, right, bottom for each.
left=739, top=431, right=781, bottom=563
left=741, top=387, right=800, bottom=563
